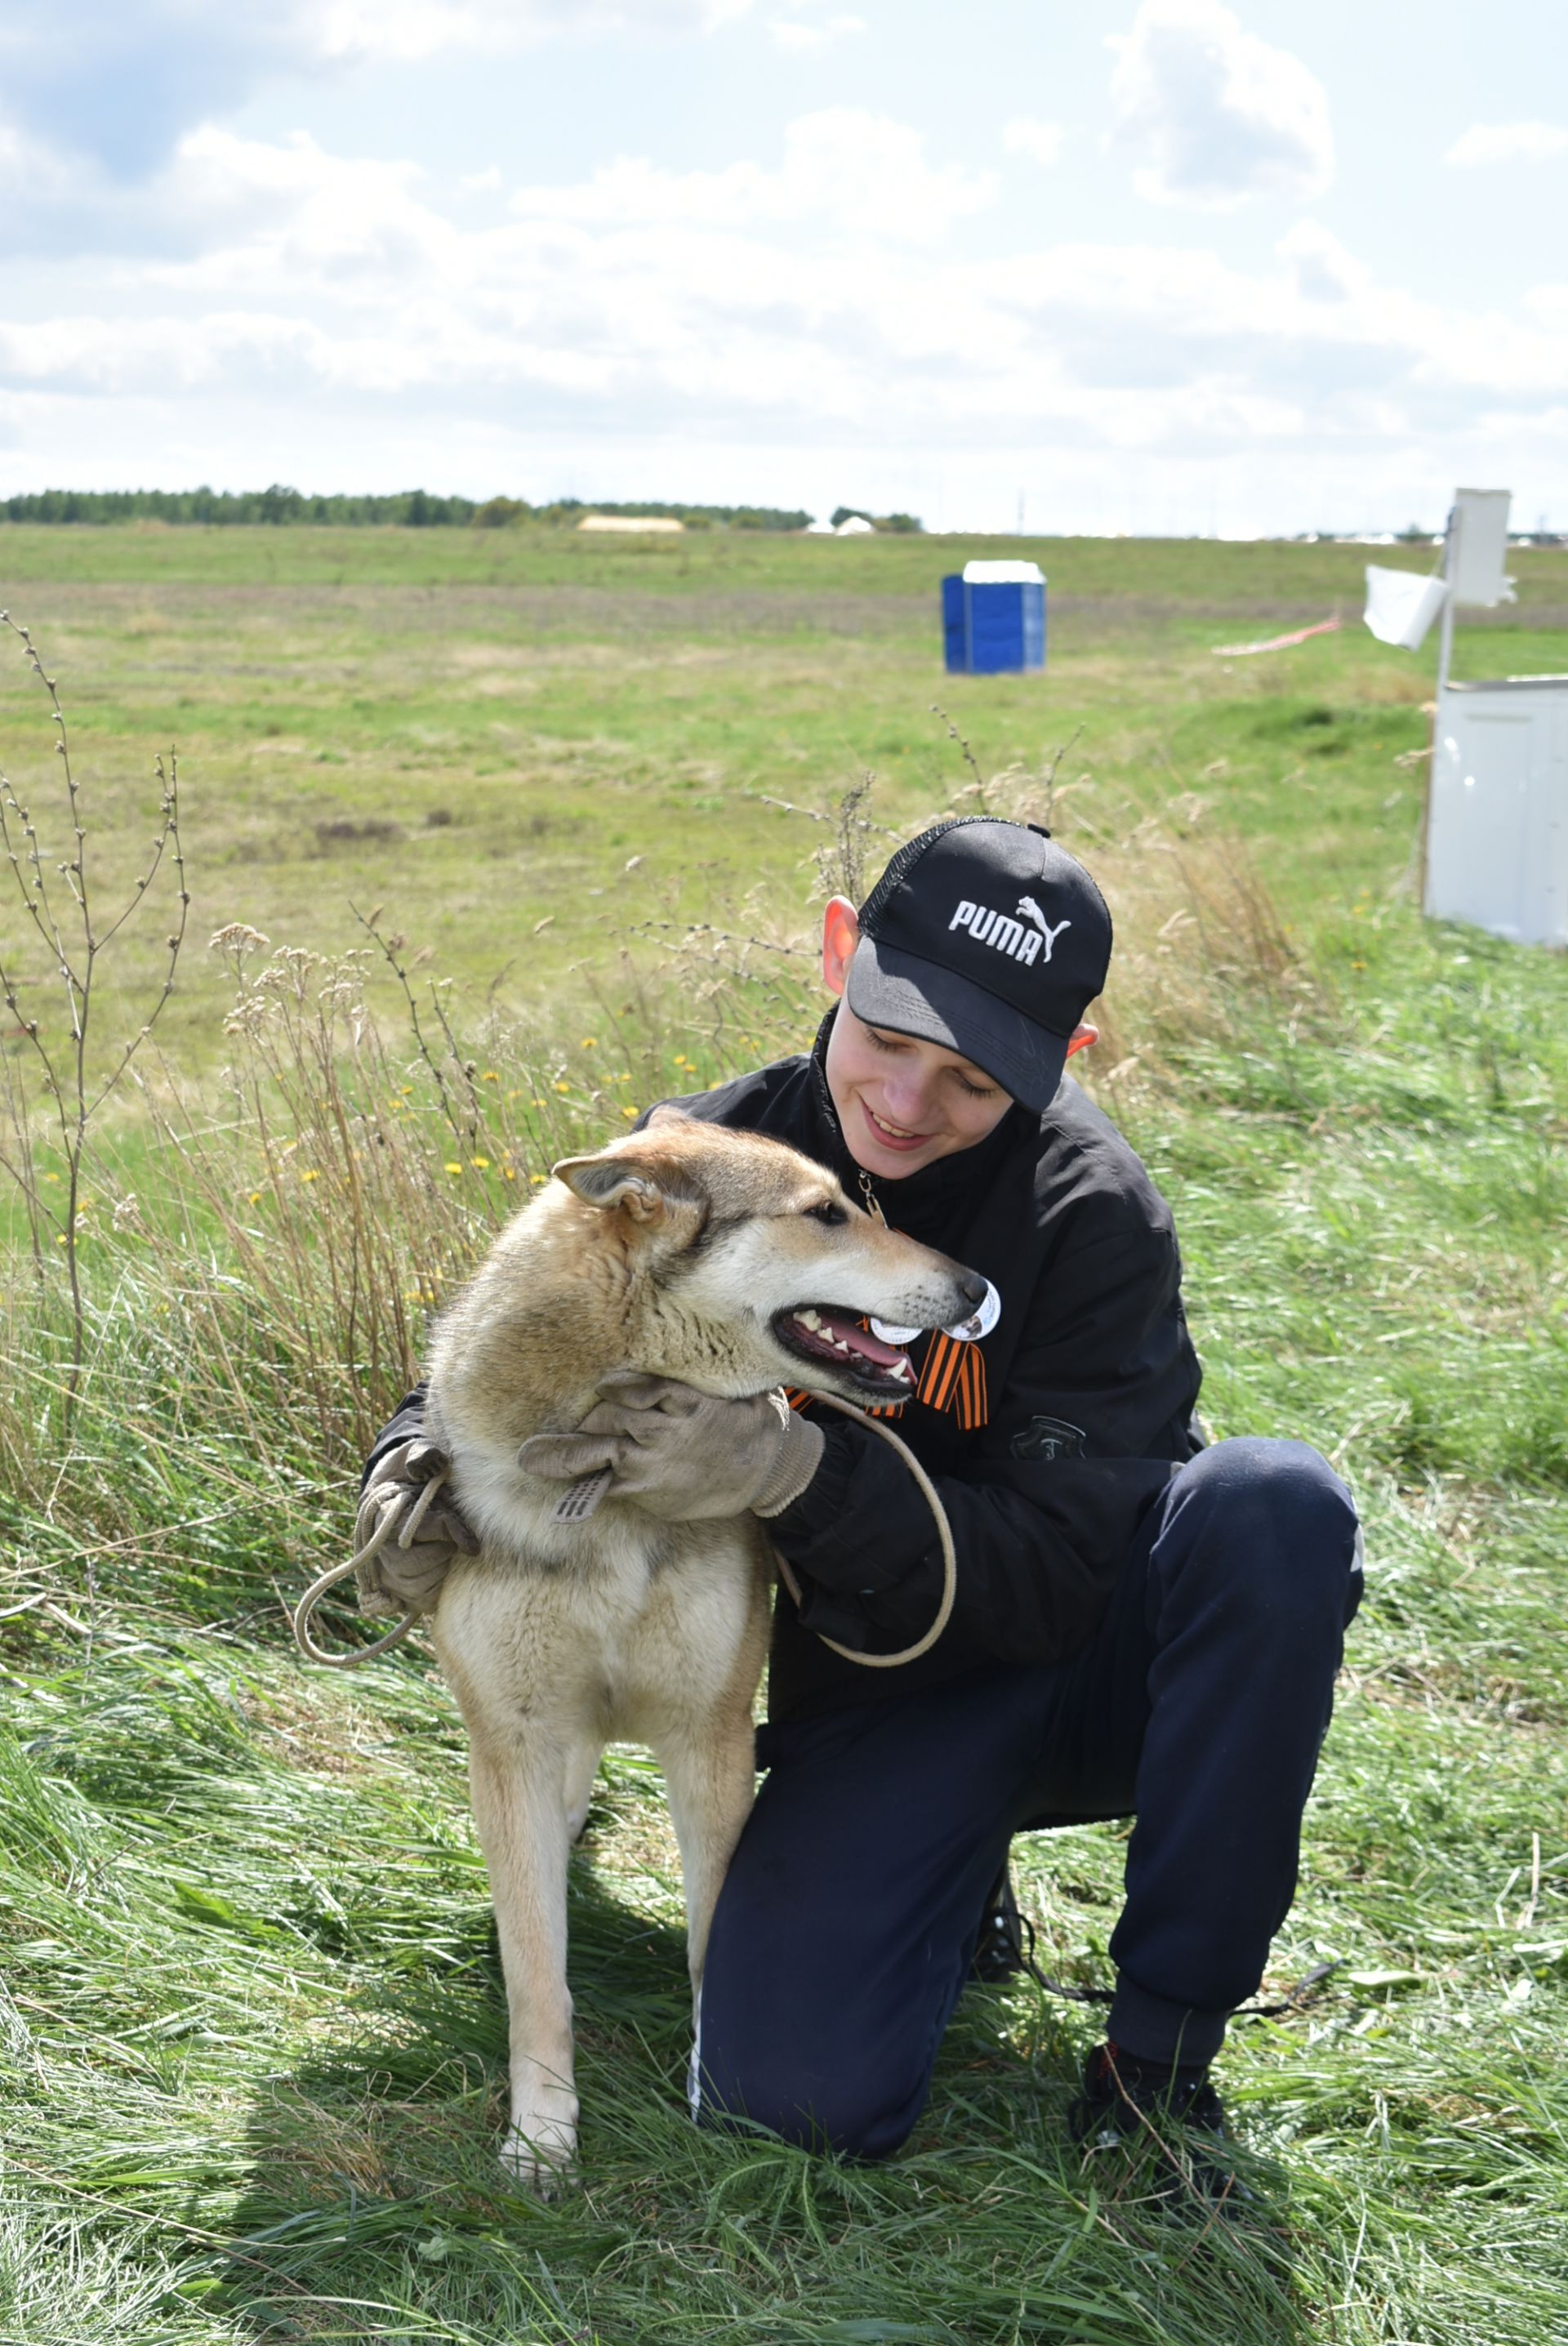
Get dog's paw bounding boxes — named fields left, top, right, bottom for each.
left=500, top=2110, right=578, bottom=2194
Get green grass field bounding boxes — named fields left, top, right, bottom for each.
left=2, top=526, right=1566, bottom=2344
left=2, top=523, right=1564, bottom=1068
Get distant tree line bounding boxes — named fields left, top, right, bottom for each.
left=830, top=506, right=924, bottom=533
left=0, top=486, right=822, bottom=531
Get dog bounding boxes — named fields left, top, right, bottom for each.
left=421, top=1108, right=984, bottom=2182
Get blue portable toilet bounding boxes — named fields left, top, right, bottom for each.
left=942, top=560, right=1047, bottom=674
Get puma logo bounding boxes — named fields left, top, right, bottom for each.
left=1016, top=899, right=1073, bottom=961
left=947, top=896, right=1071, bottom=967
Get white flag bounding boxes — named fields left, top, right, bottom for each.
left=1364, top=565, right=1449, bottom=651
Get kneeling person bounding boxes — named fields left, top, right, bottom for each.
left=362, top=818, right=1361, bottom=2180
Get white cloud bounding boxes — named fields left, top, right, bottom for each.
left=1003, top=119, right=1063, bottom=168
left=318, top=0, right=752, bottom=63
left=508, top=109, right=996, bottom=242
left=1445, top=121, right=1568, bottom=167
left=1107, top=0, right=1334, bottom=210
left=1277, top=218, right=1366, bottom=305
left=3, top=108, right=1567, bottom=531
left=0, top=1, right=755, bottom=179
left=767, top=11, right=865, bottom=55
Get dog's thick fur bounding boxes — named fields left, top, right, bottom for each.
left=422, top=1112, right=982, bottom=2181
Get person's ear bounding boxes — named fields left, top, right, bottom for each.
left=822, top=896, right=861, bottom=997
left=1065, top=1022, right=1099, bottom=1059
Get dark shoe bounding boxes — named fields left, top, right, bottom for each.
left=970, top=1862, right=1032, bottom=1984
left=1068, top=2041, right=1244, bottom=2211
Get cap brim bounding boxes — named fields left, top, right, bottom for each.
left=845, top=934, right=1068, bottom=1114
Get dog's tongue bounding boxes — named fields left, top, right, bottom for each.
left=819, top=1308, right=906, bottom=1369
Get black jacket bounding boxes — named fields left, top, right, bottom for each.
left=371, top=1013, right=1203, bottom=1724
left=652, top=1017, right=1202, bottom=1720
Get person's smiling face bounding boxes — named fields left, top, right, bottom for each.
left=818, top=895, right=1097, bottom=1180
left=825, top=997, right=1013, bottom=1178
left=819, top=898, right=1013, bottom=1177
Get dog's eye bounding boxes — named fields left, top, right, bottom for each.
left=803, top=1199, right=848, bottom=1226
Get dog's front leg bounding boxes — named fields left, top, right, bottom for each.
left=656, top=1707, right=759, bottom=1996
left=467, top=1739, right=578, bottom=2185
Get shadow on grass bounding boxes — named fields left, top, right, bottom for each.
left=210, top=1850, right=1310, bottom=2346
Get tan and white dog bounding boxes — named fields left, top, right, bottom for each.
left=421, top=1110, right=982, bottom=2183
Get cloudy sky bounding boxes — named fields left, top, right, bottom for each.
left=1, top=0, right=1563, bottom=533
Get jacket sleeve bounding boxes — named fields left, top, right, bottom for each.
left=362, top=1385, right=430, bottom=1488
left=766, top=1224, right=1192, bottom=1665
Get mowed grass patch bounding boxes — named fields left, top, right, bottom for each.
left=2, top=529, right=1567, bottom=2342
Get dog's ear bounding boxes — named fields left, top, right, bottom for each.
left=644, top=1104, right=693, bottom=1131
left=552, top=1146, right=706, bottom=1229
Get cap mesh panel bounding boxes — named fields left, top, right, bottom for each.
left=858, top=817, right=1002, bottom=930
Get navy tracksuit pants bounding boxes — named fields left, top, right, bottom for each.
left=693, top=1437, right=1362, bottom=2159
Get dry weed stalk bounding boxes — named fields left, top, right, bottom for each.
left=0, top=613, right=187, bottom=1425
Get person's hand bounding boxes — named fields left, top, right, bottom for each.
left=354, top=1438, right=480, bottom=1616
left=517, top=1373, right=825, bottom=1523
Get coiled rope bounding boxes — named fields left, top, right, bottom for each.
left=291, top=1469, right=445, bottom=1668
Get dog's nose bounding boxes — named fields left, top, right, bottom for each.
left=956, top=1268, right=988, bottom=1309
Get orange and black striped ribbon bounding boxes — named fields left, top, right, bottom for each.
left=786, top=1328, right=989, bottom=1432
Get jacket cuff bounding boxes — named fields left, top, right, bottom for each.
left=363, top=1386, right=430, bottom=1489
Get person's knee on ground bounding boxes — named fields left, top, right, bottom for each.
left=1156, top=1434, right=1361, bottom=1630
left=695, top=2051, right=924, bottom=2162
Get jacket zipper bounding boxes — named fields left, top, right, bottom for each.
left=858, top=1169, right=884, bottom=1224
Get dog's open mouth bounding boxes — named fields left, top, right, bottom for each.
left=773, top=1305, right=915, bottom=1400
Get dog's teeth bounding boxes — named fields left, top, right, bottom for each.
left=796, top=1309, right=822, bottom=1331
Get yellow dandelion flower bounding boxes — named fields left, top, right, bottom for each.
left=248, top=1190, right=263, bottom=1205
left=481, top=1070, right=500, bottom=1083
left=501, top=1164, right=517, bottom=1181
left=621, top=1105, right=639, bottom=1120
left=470, top=1156, right=490, bottom=1171
left=529, top=1172, right=548, bottom=1185
left=300, top=1168, right=320, bottom=1184
left=532, top=1096, right=547, bottom=1108
left=444, top=1161, right=463, bottom=1175
left=554, top=1080, right=571, bottom=1094
left=580, top=1036, right=598, bottom=1049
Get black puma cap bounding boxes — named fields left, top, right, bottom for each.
left=848, top=818, right=1112, bottom=1113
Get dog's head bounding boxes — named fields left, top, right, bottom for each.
left=551, top=1110, right=986, bottom=1405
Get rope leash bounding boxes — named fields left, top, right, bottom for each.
left=291, top=1389, right=957, bottom=1673
left=773, top=1390, right=956, bottom=1669
left=290, top=1469, right=443, bottom=1668
left=990, top=1894, right=1339, bottom=2020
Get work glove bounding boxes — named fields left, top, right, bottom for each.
left=354, top=1438, right=480, bottom=1617
left=516, top=1372, right=825, bottom=1523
